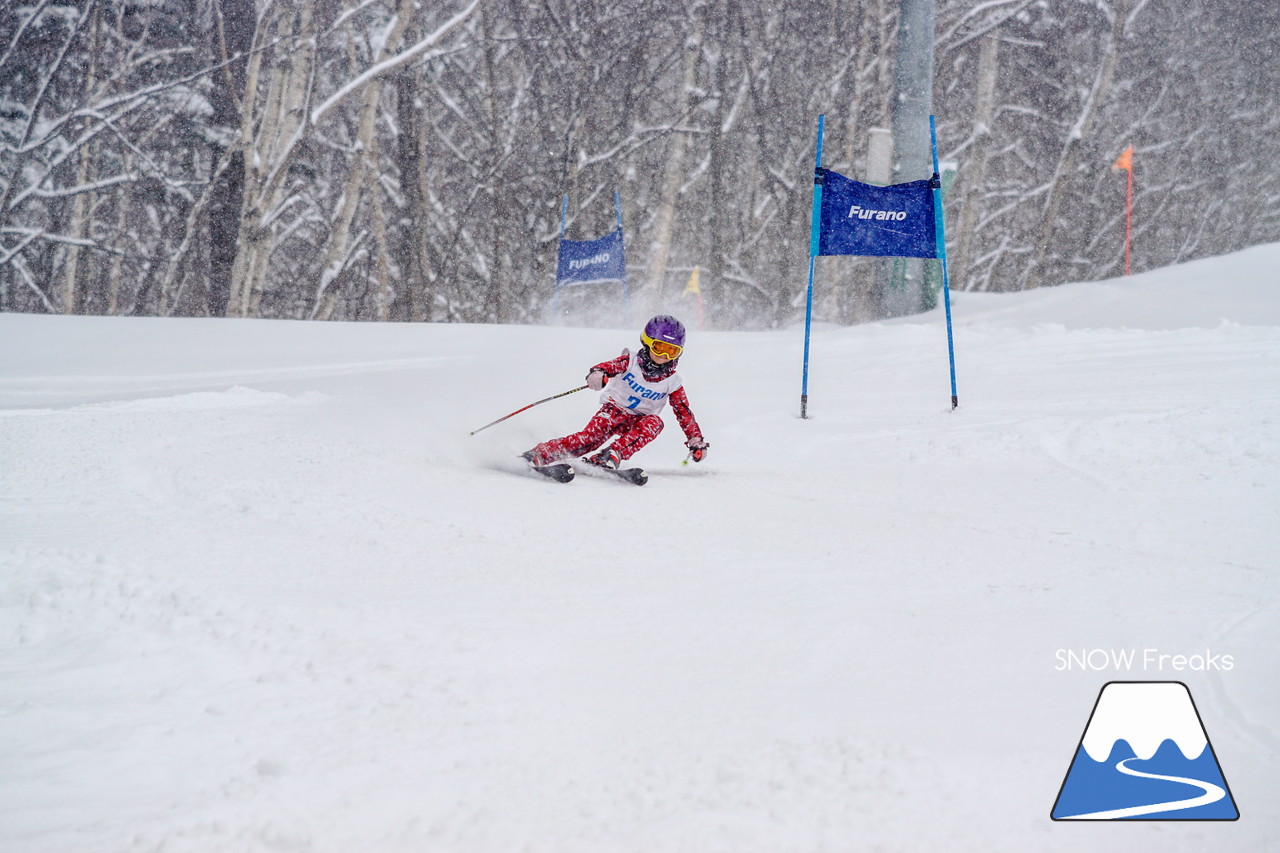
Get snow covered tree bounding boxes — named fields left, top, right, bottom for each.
left=221, top=0, right=482, bottom=318
left=2, top=0, right=1277, bottom=325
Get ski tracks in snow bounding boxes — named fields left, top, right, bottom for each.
left=0, top=545, right=499, bottom=851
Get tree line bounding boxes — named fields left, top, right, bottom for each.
left=2, top=0, right=1277, bottom=327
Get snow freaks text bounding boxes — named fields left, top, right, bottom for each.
left=1054, top=649, right=1234, bottom=672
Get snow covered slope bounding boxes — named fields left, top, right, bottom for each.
left=2, top=245, right=1278, bottom=852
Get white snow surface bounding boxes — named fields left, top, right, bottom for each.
left=2, top=244, right=1279, bottom=851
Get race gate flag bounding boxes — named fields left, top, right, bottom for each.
left=815, top=168, right=939, bottom=259
left=551, top=192, right=631, bottom=325
left=1051, top=681, right=1239, bottom=821
left=800, top=114, right=957, bottom=418
left=555, top=227, right=626, bottom=286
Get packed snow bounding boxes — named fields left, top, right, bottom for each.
left=2, top=244, right=1278, bottom=851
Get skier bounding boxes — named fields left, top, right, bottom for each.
left=523, top=314, right=710, bottom=472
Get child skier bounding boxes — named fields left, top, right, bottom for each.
left=524, top=314, right=709, bottom=471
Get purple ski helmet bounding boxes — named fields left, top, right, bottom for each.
left=641, top=314, right=686, bottom=359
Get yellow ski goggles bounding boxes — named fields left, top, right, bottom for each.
left=641, top=332, right=683, bottom=360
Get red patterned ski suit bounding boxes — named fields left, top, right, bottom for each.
left=528, top=351, right=703, bottom=466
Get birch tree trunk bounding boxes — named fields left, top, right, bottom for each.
left=480, top=5, right=504, bottom=323
left=950, top=33, right=999, bottom=292
left=206, top=0, right=254, bottom=317
left=645, top=17, right=701, bottom=304
left=62, top=141, right=93, bottom=314
left=61, top=3, right=98, bottom=314
left=226, top=3, right=317, bottom=317
left=229, top=0, right=482, bottom=318
left=393, top=63, right=431, bottom=321
left=106, top=154, right=131, bottom=315
left=706, top=0, right=731, bottom=326
left=313, top=0, right=415, bottom=320
left=368, top=129, right=394, bottom=322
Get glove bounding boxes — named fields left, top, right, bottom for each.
left=686, top=437, right=709, bottom=463
left=586, top=369, right=608, bottom=391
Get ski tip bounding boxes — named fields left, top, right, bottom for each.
left=621, top=468, right=648, bottom=485
left=525, top=461, right=575, bottom=482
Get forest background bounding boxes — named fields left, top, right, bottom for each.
left=2, top=0, right=1277, bottom=328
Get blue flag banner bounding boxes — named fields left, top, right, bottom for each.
left=816, top=168, right=938, bottom=259
left=555, top=227, right=627, bottom=287
left=801, top=116, right=957, bottom=417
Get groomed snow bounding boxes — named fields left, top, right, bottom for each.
left=2, top=244, right=1278, bottom=851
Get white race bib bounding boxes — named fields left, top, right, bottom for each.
left=601, top=352, right=682, bottom=415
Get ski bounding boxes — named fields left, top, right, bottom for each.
left=610, top=466, right=648, bottom=486
left=518, top=451, right=574, bottom=483
left=579, top=462, right=647, bottom=486
left=527, top=462, right=575, bottom=483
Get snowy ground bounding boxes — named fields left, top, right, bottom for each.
left=2, top=244, right=1278, bottom=852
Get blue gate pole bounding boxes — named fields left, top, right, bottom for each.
left=801, top=115, right=825, bottom=419
left=929, top=115, right=958, bottom=410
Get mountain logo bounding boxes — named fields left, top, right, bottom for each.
left=1051, top=681, right=1239, bottom=820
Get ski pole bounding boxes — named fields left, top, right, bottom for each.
left=469, top=385, right=588, bottom=436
